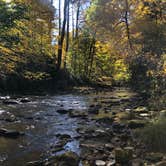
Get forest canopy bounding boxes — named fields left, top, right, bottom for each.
left=0, top=0, right=165, bottom=109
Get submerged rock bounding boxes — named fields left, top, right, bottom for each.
left=88, top=104, right=102, bottom=114
left=69, top=110, right=88, bottom=118
left=0, top=128, right=24, bottom=138
left=27, top=160, right=43, bottom=166
left=57, top=109, right=69, bottom=114
left=96, top=117, right=114, bottom=125
left=56, top=134, right=71, bottom=140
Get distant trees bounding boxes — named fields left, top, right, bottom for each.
left=0, top=0, right=55, bottom=88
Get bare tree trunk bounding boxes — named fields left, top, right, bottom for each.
left=88, top=34, right=96, bottom=77
left=124, top=0, right=132, bottom=50
left=75, top=0, right=80, bottom=38
left=72, top=3, right=75, bottom=40
left=64, top=0, right=70, bottom=68
left=57, top=0, right=68, bottom=70
left=59, top=0, right=61, bottom=36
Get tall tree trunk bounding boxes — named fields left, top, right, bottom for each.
left=75, top=0, right=80, bottom=38
left=64, top=0, right=70, bottom=69
left=72, top=3, right=75, bottom=40
left=73, top=0, right=81, bottom=73
left=124, top=0, right=132, bottom=50
left=88, top=34, right=96, bottom=77
left=57, top=0, right=68, bottom=71
left=58, top=0, right=61, bottom=36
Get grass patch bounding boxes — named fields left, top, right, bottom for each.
left=140, top=118, right=166, bottom=153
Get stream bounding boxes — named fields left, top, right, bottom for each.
left=0, top=87, right=141, bottom=166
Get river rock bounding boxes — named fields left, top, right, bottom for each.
left=128, top=120, right=147, bottom=129
left=159, top=110, right=166, bottom=119
left=20, top=98, right=31, bottom=103
left=69, top=110, right=88, bottom=118
left=52, top=151, right=80, bottom=166
left=134, top=107, right=148, bottom=113
left=96, top=117, right=114, bottom=125
left=27, top=160, right=43, bottom=166
left=0, top=112, right=17, bottom=122
left=115, top=147, right=133, bottom=164
left=56, top=134, right=71, bottom=140
left=131, top=159, right=144, bottom=166
left=0, top=128, right=24, bottom=138
left=112, top=122, right=126, bottom=133
left=3, top=99, right=19, bottom=105
left=145, top=153, right=163, bottom=162
left=156, top=161, right=166, bottom=166
left=95, top=160, right=106, bottom=166
left=104, top=143, right=114, bottom=151
left=0, top=96, right=10, bottom=100
left=89, top=104, right=102, bottom=113
left=57, top=109, right=69, bottom=114
left=106, top=160, right=116, bottom=166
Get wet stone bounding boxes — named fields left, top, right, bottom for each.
left=3, top=99, right=19, bottom=105
left=96, top=117, right=114, bottom=125
left=69, top=110, right=88, bottom=118
left=20, top=98, right=31, bottom=103
left=56, top=134, right=71, bottom=140
left=156, top=161, right=166, bottom=166
left=145, top=153, right=163, bottom=162
left=0, top=128, right=24, bottom=138
left=51, top=151, right=80, bottom=166
left=95, top=160, right=106, bottom=166
left=57, top=109, right=69, bottom=114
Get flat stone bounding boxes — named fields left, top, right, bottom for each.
left=106, top=160, right=116, bottom=166
left=0, top=128, right=24, bottom=138
left=134, top=107, right=148, bottom=113
left=95, top=160, right=106, bottom=166
left=156, top=161, right=166, bottom=166
left=145, top=153, right=163, bottom=162
left=3, top=99, right=19, bottom=105
left=131, top=159, right=144, bottom=166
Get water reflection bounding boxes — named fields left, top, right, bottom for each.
left=0, top=94, right=88, bottom=166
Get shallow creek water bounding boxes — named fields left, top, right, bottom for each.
left=0, top=88, right=137, bottom=166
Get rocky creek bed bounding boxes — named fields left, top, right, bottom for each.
left=0, top=87, right=166, bottom=166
